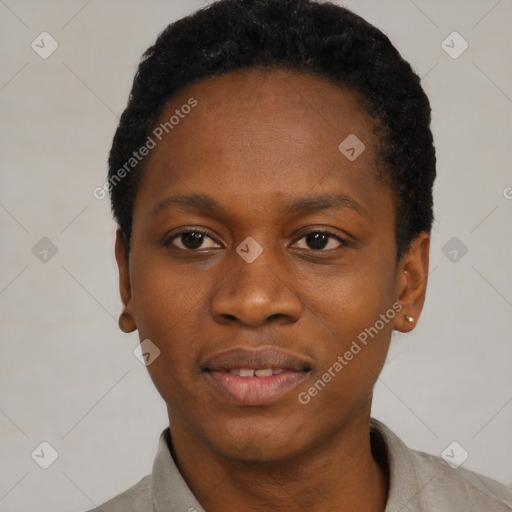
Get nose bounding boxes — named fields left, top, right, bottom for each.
left=209, top=246, right=302, bottom=328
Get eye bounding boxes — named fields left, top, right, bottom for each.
left=292, top=231, right=346, bottom=251
left=167, top=229, right=222, bottom=251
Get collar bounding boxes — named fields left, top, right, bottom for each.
left=149, top=418, right=495, bottom=512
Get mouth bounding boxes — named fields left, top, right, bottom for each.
left=201, top=347, right=313, bottom=406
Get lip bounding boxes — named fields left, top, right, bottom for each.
left=202, top=347, right=313, bottom=406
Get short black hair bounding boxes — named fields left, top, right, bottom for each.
left=108, top=0, right=436, bottom=259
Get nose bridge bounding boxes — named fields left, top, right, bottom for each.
left=210, top=237, right=302, bottom=327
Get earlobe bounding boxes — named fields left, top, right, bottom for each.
left=118, top=310, right=136, bottom=333
left=394, top=231, right=430, bottom=333
left=115, top=228, right=137, bottom=333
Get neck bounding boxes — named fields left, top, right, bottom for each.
left=167, top=408, right=388, bottom=512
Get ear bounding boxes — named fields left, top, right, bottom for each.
left=393, top=231, right=430, bottom=333
left=115, top=228, right=137, bottom=333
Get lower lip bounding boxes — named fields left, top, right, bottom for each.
left=205, top=370, right=309, bottom=406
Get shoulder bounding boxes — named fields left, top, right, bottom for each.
left=409, top=448, right=512, bottom=511
left=84, top=474, right=152, bottom=512
left=370, top=418, right=512, bottom=511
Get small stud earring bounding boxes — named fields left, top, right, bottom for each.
left=404, top=314, right=414, bottom=323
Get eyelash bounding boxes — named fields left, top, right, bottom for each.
left=164, top=228, right=347, bottom=252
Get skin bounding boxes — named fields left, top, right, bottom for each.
left=115, top=68, right=430, bottom=512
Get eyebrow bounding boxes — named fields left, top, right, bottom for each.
left=151, top=193, right=366, bottom=218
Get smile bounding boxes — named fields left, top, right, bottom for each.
left=201, top=346, right=313, bottom=406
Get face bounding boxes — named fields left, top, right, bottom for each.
left=116, top=68, right=429, bottom=462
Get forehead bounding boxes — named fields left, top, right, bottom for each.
left=134, top=67, right=390, bottom=223
left=152, top=67, right=377, bottom=159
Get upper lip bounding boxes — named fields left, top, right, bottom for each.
left=201, top=347, right=313, bottom=372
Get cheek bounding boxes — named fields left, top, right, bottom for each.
left=299, top=254, right=397, bottom=378
left=306, top=258, right=396, bottom=332
left=130, top=266, right=209, bottom=407
left=129, top=256, right=211, bottom=370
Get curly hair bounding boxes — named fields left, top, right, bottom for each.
left=108, top=0, right=436, bottom=260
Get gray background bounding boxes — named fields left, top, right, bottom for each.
left=1, top=0, right=511, bottom=511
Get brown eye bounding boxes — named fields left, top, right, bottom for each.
left=293, top=231, right=345, bottom=251
left=169, top=230, right=221, bottom=251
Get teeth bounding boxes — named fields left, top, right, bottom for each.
left=254, top=368, right=273, bottom=377
left=228, top=368, right=285, bottom=377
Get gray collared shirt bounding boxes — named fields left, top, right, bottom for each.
left=86, top=418, right=512, bottom=511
